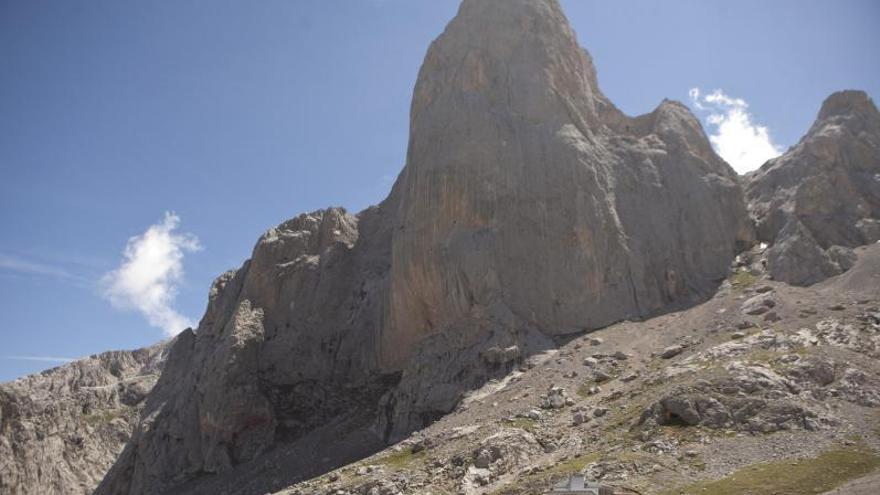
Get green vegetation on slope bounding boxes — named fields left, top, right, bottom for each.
left=375, top=448, right=427, bottom=470
left=730, top=271, right=758, bottom=291
left=661, top=445, right=880, bottom=495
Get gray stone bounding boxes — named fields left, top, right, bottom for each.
left=593, top=371, right=612, bottom=383
left=763, top=311, right=782, bottom=323
left=741, top=293, right=777, bottom=316
left=541, top=387, right=568, bottom=410
left=621, top=372, right=640, bottom=383
left=659, top=345, right=686, bottom=359
left=736, top=320, right=756, bottom=330
left=473, top=449, right=494, bottom=469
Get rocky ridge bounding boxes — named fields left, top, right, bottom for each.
left=746, top=90, right=880, bottom=285
left=0, top=343, right=166, bottom=495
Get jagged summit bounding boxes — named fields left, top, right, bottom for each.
left=410, top=0, right=602, bottom=129
left=817, top=89, right=877, bottom=122
left=746, top=89, right=880, bottom=285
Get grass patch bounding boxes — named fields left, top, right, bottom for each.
left=660, top=445, right=880, bottom=495
left=730, top=271, right=758, bottom=291
left=541, top=452, right=602, bottom=477
left=744, top=349, right=780, bottom=366
left=506, top=417, right=537, bottom=431
left=83, top=409, right=123, bottom=426
left=375, top=448, right=426, bottom=470
left=745, top=345, right=811, bottom=372
left=873, top=411, right=880, bottom=439
left=576, top=383, right=591, bottom=399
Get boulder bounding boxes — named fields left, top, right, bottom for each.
left=659, top=344, right=686, bottom=359
left=541, top=387, right=569, bottom=410
left=741, top=293, right=777, bottom=316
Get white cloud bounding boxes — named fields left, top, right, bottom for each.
left=689, top=87, right=783, bottom=174
left=101, top=212, right=202, bottom=336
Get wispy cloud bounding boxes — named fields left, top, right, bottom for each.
left=689, top=88, right=783, bottom=174
left=1, top=355, right=76, bottom=364
left=101, top=212, right=202, bottom=336
left=0, top=253, right=76, bottom=279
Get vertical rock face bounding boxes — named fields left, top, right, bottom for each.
left=378, top=0, right=751, bottom=438
left=384, top=0, right=748, bottom=369
left=96, top=1, right=750, bottom=493
left=0, top=344, right=165, bottom=495
left=746, top=90, right=880, bottom=285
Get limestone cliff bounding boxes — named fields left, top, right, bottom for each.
left=96, top=1, right=751, bottom=493
left=380, top=0, right=750, bottom=438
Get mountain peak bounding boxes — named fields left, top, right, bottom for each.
left=817, top=89, right=877, bottom=121
left=454, top=0, right=566, bottom=31
left=410, top=0, right=601, bottom=129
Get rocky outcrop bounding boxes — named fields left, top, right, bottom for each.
left=96, top=208, right=396, bottom=495
left=0, top=344, right=165, bottom=495
left=638, top=362, right=831, bottom=433
left=746, top=90, right=880, bottom=285
left=379, top=0, right=749, bottom=439
left=97, top=1, right=750, bottom=493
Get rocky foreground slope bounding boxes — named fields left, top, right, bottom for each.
left=0, top=343, right=166, bottom=495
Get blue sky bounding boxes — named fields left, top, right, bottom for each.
left=1, top=0, right=878, bottom=381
